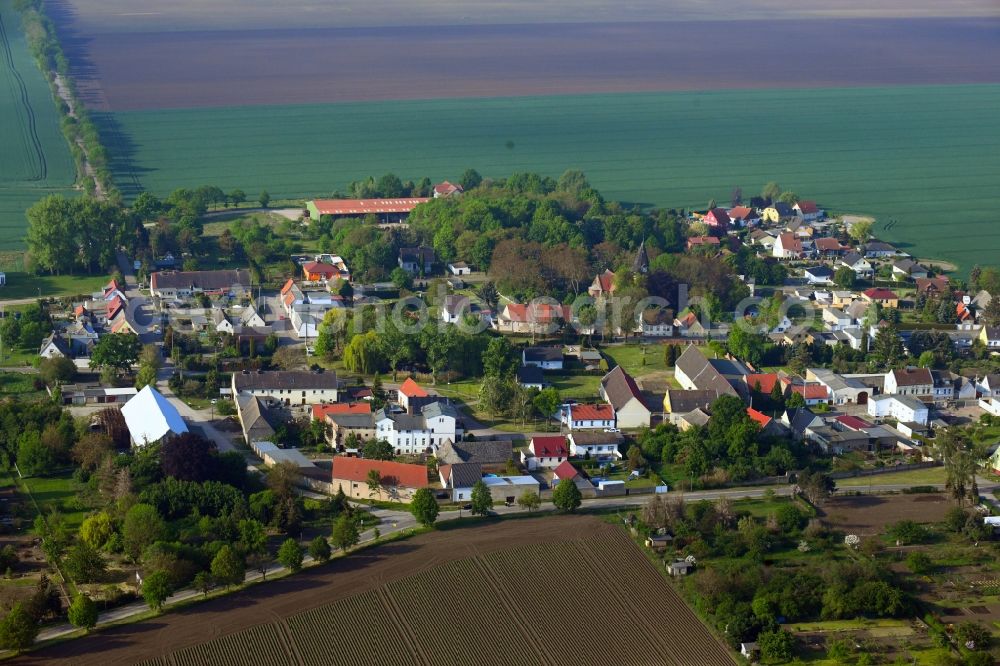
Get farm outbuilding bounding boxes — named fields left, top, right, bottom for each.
left=481, top=475, right=540, bottom=504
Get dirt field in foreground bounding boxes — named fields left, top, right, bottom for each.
left=15, top=516, right=733, bottom=666
left=821, top=493, right=955, bottom=536
left=59, top=19, right=1000, bottom=111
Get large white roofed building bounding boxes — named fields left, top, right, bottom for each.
left=121, top=385, right=188, bottom=446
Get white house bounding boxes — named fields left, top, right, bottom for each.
left=439, top=463, right=481, bottom=502
left=121, top=385, right=189, bottom=447
left=639, top=309, right=674, bottom=337
left=522, top=346, right=564, bottom=370
left=839, top=253, right=874, bottom=280
left=568, top=432, right=623, bottom=460
left=822, top=307, right=853, bottom=331
left=560, top=403, right=616, bottom=430
left=978, top=374, right=1000, bottom=399
left=600, top=365, right=652, bottom=429
left=885, top=368, right=933, bottom=398
left=803, top=266, right=834, bottom=285
left=211, top=308, right=235, bottom=334
left=239, top=304, right=266, bottom=328
left=232, top=370, right=339, bottom=405
left=867, top=394, right=929, bottom=425
left=521, top=436, right=568, bottom=470
left=374, top=402, right=461, bottom=455
left=447, top=261, right=472, bottom=276
left=772, top=232, right=803, bottom=259
left=39, top=334, right=70, bottom=359
left=440, top=295, right=471, bottom=324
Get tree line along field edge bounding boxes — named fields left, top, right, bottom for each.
left=92, top=83, right=1000, bottom=271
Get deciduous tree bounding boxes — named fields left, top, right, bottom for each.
left=141, top=570, right=173, bottom=611
left=277, top=539, right=304, bottom=572
left=552, top=478, right=582, bottom=512
left=470, top=480, right=493, bottom=516
left=411, top=488, right=440, bottom=527
left=67, top=594, right=98, bottom=632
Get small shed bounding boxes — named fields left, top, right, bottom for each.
left=668, top=560, right=693, bottom=576
left=645, top=534, right=674, bottom=551
left=740, top=642, right=760, bottom=660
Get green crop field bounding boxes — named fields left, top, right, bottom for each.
left=98, top=84, right=1000, bottom=272
left=0, top=0, right=75, bottom=251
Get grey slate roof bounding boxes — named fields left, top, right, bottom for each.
left=675, top=345, right=738, bottom=397
left=449, top=463, right=483, bottom=488
left=523, top=346, right=563, bottom=363
left=234, top=370, right=338, bottom=392
left=517, top=366, right=544, bottom=385
left=437, top=440, right=514, bottom=466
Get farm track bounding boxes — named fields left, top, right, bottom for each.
left=0, top=11, right=45, bottom=182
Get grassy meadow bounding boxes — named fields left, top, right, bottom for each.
left=98, top=84, right=1000, bottom=272
left=0, top=0, right=76, bottom=250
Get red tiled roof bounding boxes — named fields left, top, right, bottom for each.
left=311, top=198, right=430, bottom=215
left=745, top=373, right=780, bottom=395
left=303, top=261, right=338, bottom=276
left=594, top=270, right=615, bottom=293
left=433, top=181, right=463, bottom=196
left=864, top=288, right=898, bottom=300
left=399, top=377, right=429, bottom=398
left=728, top=206, right=756, bottom=220
left=107, top=295, right=125, bottom=318
left=746, top=407, right=772, bottom=428
left=331, top=456, right=429, bottom=488
left=531, top=436, right=568, bottom=458
left=553, top=460, right=580, bottom=480
left=280, top=278, right=296, bottom=295
left=790, top=384, right=829, bottom=400
left=814, top=237, right=845, bottom=251
left=503, top=303, right=569, bottom=323
left=915, top=277, right=949, bottom=293
left=688, top=235, right=720, bottom=246
left=704, top=208, right=731, bottom=226
left=313, top=402, right=371, bottom=420
left=777, top=232, right=802, bottom=252
left=570, top=403, right=615, bottom=421
left=796, top=200, right=819, bottom=214
left=836, top=414, right=872, bottom=430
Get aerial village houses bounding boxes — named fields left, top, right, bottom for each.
left=150, top=269, right=252, bottom=300
left=398, top=247, right=436, bottom=274
left=600, top=365, right=653, bottom=429
left=231, top=370, right=339, bottom=406
left=521, top=436, right=568, bottom=470
left=561, top=403, right=616, bottom=430
left=331, top=457, right=430, bottom=503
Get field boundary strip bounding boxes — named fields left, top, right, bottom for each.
left=0, top=8, right=46, bottom=182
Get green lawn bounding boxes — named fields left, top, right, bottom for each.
left=0, top=371, right=42, bottom=395
left=604, top=343, right=668, bottom=376
left=97, top=84, right=1000, bottom=272
left=0, top=271, right=109, bottom=300
left=19, top=473, right=89, bottom=530
left=836, top=466, right=946, bottom=488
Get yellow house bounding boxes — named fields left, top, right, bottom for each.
left=761, top=202, right=795, bottom=224
left=980, top=325, right=1000, bottom=349
left=110, top=316, right=138, bottom=335
left=861, top=288, right=899, bottom=309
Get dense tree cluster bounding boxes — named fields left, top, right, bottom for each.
left=639, top=396, right=803, bottom=485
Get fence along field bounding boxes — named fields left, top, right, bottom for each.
left=0, top=0, right=76, bottom=251
left=151, top=530, right=735, bottom=666
left=97, top=83, right=1000, bottom=272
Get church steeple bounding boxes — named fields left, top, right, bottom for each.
left=632, top=239, right=649, bottom=274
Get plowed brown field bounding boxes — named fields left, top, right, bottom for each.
left=16, top=516, right=735, bottom=666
